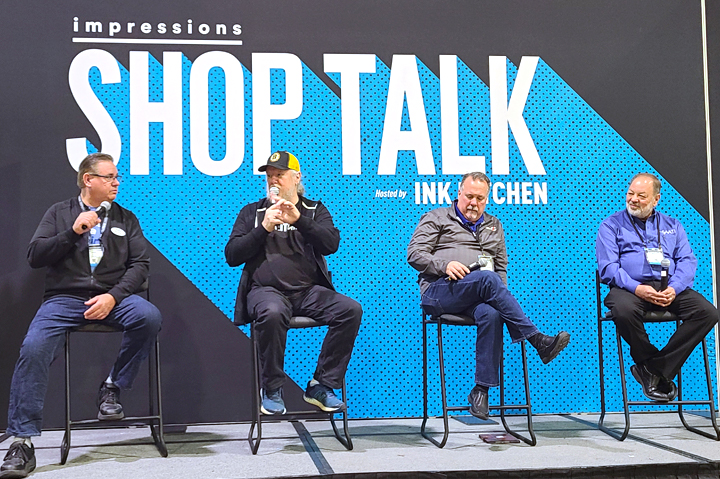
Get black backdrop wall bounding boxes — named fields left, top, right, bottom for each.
left=0, top=0, right=718, bottom=429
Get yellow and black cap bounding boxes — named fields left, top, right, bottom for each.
left=258, top=151, right=301, bottom=172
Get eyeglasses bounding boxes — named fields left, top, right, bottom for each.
left=90, top=174, right=122, bottom=183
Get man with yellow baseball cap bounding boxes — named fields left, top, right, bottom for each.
left=225, top=151, right=362, bottom=415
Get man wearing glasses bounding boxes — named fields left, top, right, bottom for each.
left=2, top=153, right=162, bottom=478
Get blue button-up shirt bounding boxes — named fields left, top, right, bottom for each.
left=596, top=209, right=696, bottom=294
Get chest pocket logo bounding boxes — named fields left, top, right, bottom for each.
left=111, top=227, right=126, bottom=237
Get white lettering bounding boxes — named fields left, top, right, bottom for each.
left=506, top=182, right=521, bottom=204
left=422, top=182, right=436, bottom=204
left=440, top=55, right=484, bottom=174
left=324, top=54, right=376, bottom=175
left=85, top=21, right=102, bottom=33
left=492, top=182, right=505, bottom=204
left=489, top=56, right=545, bottom=175
left=108, top=22, right=121, bottom=37
left=190, top=52, right=245, bottom=176
left=252, top=53, right=304, bottom=173
left=534, top=182, right=547, bottom=204
left=378, top=55, right=435, bottom=175
left=66, top=49, right=122, bottom=170
left=129, top=51, right=183, bottom=174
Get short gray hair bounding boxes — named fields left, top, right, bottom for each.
left=460, top=172, right=491, bottom=190
left=77, top=152, right=114, bottom=189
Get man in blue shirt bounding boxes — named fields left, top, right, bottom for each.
left=596, top=172, right=718, bottom=401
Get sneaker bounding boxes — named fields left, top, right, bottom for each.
left=467, top=385, right=489, bottom=420
left=1, top=441, right=36, bottom=478
left=528, top=331, right=570, bottom=364
left=303, top=382, right=345, bottom=412
left=97, top=382, right=124, bottom=420
left=261, top=388, right=286, bottom=415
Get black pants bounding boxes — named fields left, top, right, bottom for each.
left=604, top=282, right=718, bottom=380
left=247, top=285, right=362, bottom=391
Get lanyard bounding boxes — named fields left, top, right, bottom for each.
left=78, top=196, right=109, bottom=237
left=626, top=210, right=660, bottom=248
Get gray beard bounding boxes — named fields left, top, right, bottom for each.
left=626, top=203, right=653, bottom=219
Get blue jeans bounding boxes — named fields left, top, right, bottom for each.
left=422, top=270, right=539, bottom=387
left=6, top=294, right=162, bottom=437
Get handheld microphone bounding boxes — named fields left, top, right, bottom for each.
left=81, top=201, right=112, bottom=230
left=269, top=186, right=280, bottom=204
left=446, top=257, right=488, bottom=280
left=660, top=258, right=670, bottom=291
left=467, top=257, right=488, bottom=272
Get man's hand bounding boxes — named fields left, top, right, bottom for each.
left=634, top=284, right=676, bottom=307
left=446, top=261, right=470, bottom=281
left=73, top=211, right=101, bottom=235
left=655, top=286, right=677, bottom=308
left=276, top=199, right=301, bottom=224
left=261, top=202, right=285, bottom=232
left=84, top=293, right=116, bottom=320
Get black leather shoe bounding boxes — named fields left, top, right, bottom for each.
left=658, top=377, right=678, bottom=401
left=630, top=364, right=669, bottom=402
left=467, top=385, right=489, bottom=420
left=528, top=331, right=570, bottom=364
left=97, top=382, right=124, bottom=420
left=1, top=441, right=36, bottom=478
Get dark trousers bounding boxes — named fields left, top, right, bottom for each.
left=421, top=270, right=540, bottom=387
left=604, top=283, right=718, bottom=380
left=247, top=285, right=362, bottom=391
left=6, top=294, right=162, bottom=437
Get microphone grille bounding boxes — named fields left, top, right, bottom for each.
left=661, top=258, right=671, bottom=268
left=269, top=186, right=279, bottom=196
left=100, top=201, right=112, bottom=211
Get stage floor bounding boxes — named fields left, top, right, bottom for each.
left=2, top=412, right=719, bottom=479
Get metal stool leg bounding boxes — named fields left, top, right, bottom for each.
left=329, top=379, right=353, bottom=450
left=149, top=337, right=168, bottom=456
left=498, top=341, right=536, bottom=445
left=61, top=331, right=71, bottom=465
left=248, top=323, right=262, bottom=454
left=677, top=338, right=720, bottom=440
left=420, top=317, right=450, bottom=448
left=598, top=320, right=630, bottom=440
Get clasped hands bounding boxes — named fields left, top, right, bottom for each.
left=262, top=199, right=300, bottom=232
left=635, top=284, right=676, bottom=307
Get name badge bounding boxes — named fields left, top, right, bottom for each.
left=89, top=244, right=104, bottom=271
left=478, top=254, right=494, bottom=272
left=645, top=247, right=663, bottom=266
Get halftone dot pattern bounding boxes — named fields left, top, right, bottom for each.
left=86, top=53, right=714, bottom=418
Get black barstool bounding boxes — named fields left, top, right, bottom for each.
left=421, top=312, right=536, bottom=448
left=248, top=317, right=352, bottom=454
left=596, top=272, right=720, bottom=441
left=61, top=281, right=166, bottom=464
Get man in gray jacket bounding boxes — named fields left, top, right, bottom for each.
left=407, top=172, right=569, bottom=420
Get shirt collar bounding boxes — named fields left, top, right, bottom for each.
left=453, top=201, right=483, bottom=232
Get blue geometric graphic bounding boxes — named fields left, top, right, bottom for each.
left=84, top=52, right=714, bottom=418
